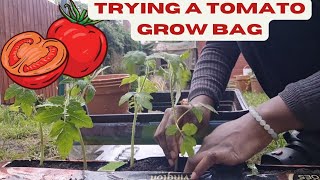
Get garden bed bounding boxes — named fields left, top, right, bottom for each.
left=3, top=159, right=319, bottom=179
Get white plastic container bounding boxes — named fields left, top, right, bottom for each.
left=243, top=65, right=252, bottom=76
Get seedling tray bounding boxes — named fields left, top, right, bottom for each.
left=81, top=88, right=248, bottom=145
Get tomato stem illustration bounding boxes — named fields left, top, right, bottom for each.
left=59, top=0, right=102, bottom=25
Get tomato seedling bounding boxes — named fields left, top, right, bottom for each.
left=119, top=51, right=158, bottom=168
left=4, top=66, right=108, bottom=169
left=149, top=51, right=217, bottom=170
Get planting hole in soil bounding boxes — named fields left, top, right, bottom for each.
left=117, top=157, right=187, bottom=171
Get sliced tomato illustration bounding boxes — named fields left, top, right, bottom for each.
left=1, top=31, right=68, bottom=89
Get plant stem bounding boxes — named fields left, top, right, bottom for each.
left=130, top=97, right=138, bottom=168
left=63, top=85, right=70, bottom=122
left=130, top=68, right=149, bottom=168
left=139, top=67, right=149, bottom=93
left=176, top=108, right=193, bottom=125
left=77, top=127, right=88, bottom=170
left=65, top=83, right=88, bottom=170
left=39, top=122, right=44, bottom=166
left=169, top=73, right=180, bottom=172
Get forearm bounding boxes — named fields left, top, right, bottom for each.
left=279, top=71, right=320, bottom=130
left=249, top=71, right=320, bottom=133
left=254, top=96, right=303, bottom=134
left=188, top=41, right=240, bottom=107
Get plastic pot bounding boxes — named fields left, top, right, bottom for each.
left=250, top=77, right=264, bottom=93
left=87, top=74, right=130, bottom=114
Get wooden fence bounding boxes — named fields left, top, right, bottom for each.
left=0, top=0, right=58, bottom=104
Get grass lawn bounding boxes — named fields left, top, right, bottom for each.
left=0, top=106, right=58, bottom=162
left=0, top=92, right=286, bottom=165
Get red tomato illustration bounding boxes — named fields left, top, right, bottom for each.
left=47, top=1, right=107, bottom=78
left=1, top=32, right=68, bottom=89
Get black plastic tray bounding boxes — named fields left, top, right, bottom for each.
left=82, top=88, right=248, bottom=145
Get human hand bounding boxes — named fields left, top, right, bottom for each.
left=184, top=113, right=273, bottom=179
left=154, top=96, right=213, bottom=167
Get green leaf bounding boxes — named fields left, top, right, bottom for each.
left=198, top=103, right=218, bottom=114
left=182, top=123, right=198, bottom=136
left=85, top=85, right=96, bottom=104
left=174, top=67, right=191, bottom=90
left=123, top=51, right=147, bottom=74
left=50, top=120, right=65, bottom=138
left=71, top=86, right=81, bottom=97
left=180, top=136, right=196, bottom=157
left=180, top=50, right=191, bottom=61
left=34, top=106, right=64, bottom=124
left=20, top=103, right=33, bottom=117
left=56, top=133, right=74, bottom=159
left=8, top=105, right=19, bottom=112
left=75, top=80, right=88, bottom=90
left=98, top=162, right=126, bottom=172
left=48, top=96, right=65, bottom=105
left=36, top=104, right=61, bottom=108
left=67, top=100, right=83, bottom=112
left=16, top=90, right=37, bottom=106
left=4, top=84, right=23, bottom=100
left=59, top=77, right=75, bottom=85
left=157, top=67, right=168, bottom=77
left=145, top=59, right=156, bottom=69
left=54, top=122, right=80, bottom=159
left=119, top=92, right=134, bottom=106
left=138, top=77, right=157, bottom=94
left=68, top=109, right=93, bottom=128
left=135, top=92, right=153, bottom=110
left=121, top=74, right=138, bottom=86
left=137, top=98, right=152, bottom=110
left=184, top=136, right=197, bottom=147
left=50, top=121, right=80, bottom=158
left=146, top=53, right=164, bottom=61
left=191, top=107, right=203, bottom=123
left=165, top=125, right=178, bottom=136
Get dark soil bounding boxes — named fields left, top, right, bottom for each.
left=5, top=160, right=107, bottom=171
left=117, top=157, right=188, bottom=171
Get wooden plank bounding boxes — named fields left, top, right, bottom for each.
left=0, top=0, right=60, bottom=103
left=17, top=0, right=23, bottom=33
left=3, top=0, right=12, bottom=104
left=0, top=0, right=6, bottom=103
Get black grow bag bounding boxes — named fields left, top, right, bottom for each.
left=81, top=88, right=248, bottom=145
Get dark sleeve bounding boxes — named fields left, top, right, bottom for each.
left=279, top=71, right=320, bottom=130
left=188, top=41, right=241, bottom=106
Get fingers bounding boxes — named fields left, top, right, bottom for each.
left=154, top=108, right=180, bottom=166
left=184, top=151, right=218, bottom=179
left=154, top=109, right=171, bottom=158
left=165, top=133, right=179, bottom=163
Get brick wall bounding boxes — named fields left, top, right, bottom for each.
left=196, top=41, right=249, bottom=79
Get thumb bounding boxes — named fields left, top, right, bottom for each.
left=190, top=151, right=220, bottom=179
